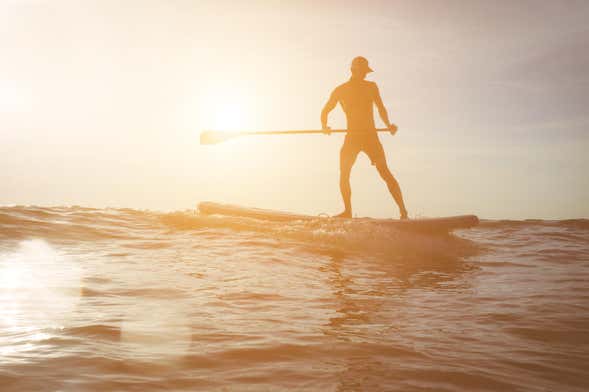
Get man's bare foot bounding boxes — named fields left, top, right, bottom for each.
left=400, top=210, right=409, bottom=220
left=334, top=210, right=352, bottom=218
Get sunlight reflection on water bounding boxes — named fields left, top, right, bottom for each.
left=0, top=240, right=82, bottom=359
left=0, top=240, right=82, bottom=329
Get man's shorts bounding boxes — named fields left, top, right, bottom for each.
left=340, top=132, right=387, bottom=168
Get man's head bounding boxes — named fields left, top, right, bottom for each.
left=350, top=56, right=373, bottom=79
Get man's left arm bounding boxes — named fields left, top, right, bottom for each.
left=373, top=84, right=397, bottom=135
left=321, top=88, right=339, bottom=133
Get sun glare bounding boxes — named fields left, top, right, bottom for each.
left=179, top=80, right=256, bottom=134
left=210, top=101, right=246, bottom=132
left=0, top=81, right=31, bottom=113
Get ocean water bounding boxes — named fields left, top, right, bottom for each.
left=0, top=206, right=588, bottom=391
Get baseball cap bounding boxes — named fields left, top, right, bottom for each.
left=351, top=56, right=373, bottom=73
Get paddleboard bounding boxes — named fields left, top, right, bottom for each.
left=198, top=202, right=479, bottom=232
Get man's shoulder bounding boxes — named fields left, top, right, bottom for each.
left=364, top=80, right=381, bottom=96
left=334, top=81, right=349, bottom=91
left=364, top=80, right=378, bottom=89
left=331, top=82, right=349, bottom=98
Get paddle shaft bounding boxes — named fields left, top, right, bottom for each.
left=238, top=128, right=391, bottom=136
left=199, top=128, right=396, bottom=145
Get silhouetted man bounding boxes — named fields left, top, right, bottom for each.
left=321, top=56, right=408, bottom=219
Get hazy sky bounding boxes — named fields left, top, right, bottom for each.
left=1, top=0, right=588, bottom=219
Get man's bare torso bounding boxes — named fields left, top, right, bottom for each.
left=332, top=79, right=378, bottom=131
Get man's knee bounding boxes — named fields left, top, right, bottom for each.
left=376, top=163, right=396, bottom=183
left=340, top=158, right=354, bottom=181
left=339, top=169, right=351, bottom=184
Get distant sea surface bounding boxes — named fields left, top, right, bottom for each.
left=1, top=206, right=588, bottom=391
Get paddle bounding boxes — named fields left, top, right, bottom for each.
left=200, top=128, right=395, bottom=145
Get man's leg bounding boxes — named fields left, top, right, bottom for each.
left=367, top=139, right=409, bottom=219
left=337, top=143, right=358, bottom=218
left=375, top=162, right=408, bottom=219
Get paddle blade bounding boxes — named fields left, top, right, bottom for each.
left=199, top=131, right=239, bottom=145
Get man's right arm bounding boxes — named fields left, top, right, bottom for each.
left=321, top=88, right=339, bottom=132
